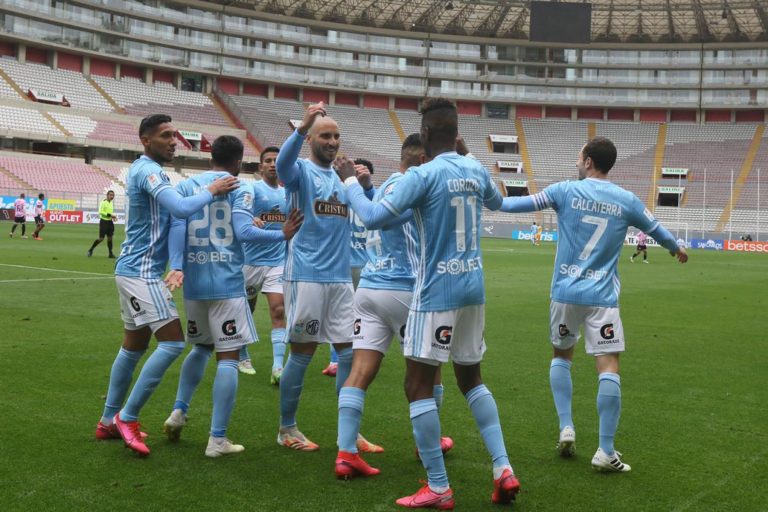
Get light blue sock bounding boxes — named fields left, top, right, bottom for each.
left=173, top=345, right=212, bottom=414
left=210, top=359, right=239, bottom=438
left=239, top=345, right=250, bottom=363
left=433, top=384, right=444, bottom=412
left=465, top=384, right=510, bottom=469
left=597, top=372, right=621, bottom=455
left=411, top=398, right=449, bottom=491
left=101, top=347, right=146, bottom=422
left=279, top=352, right=312, bottom=427
left=550, top=358, right=574, bottom=430
left=330, top=345, right=338, bottom=364
left=120, top=341, right=185, bottom=422
left=271, top=328, right=286, bottom=370
left=335, top=346, right=353, bottom=395
left=337, top=386, right=365, bottom=453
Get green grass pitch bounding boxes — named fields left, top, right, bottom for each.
left=0, top=224, right=766, bottom=511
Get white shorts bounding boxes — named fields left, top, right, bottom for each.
left=116, top=276, right=179, bottom=332
left=549, top=301, right=625, bottom=355
left=353, top=288, right=411, bottom=354
left=284, top=281, right=354, bottom=344
left=243, top=264, right=283, bottom=298
left=403, top=305, right=486, bottom=366
left=184, top=297, right=257, bottom=352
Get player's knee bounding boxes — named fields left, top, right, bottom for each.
left=270, top=304, right=285, bottom=323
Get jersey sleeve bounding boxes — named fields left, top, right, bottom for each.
left=276, top=130, right=305, bottom=191
left=231, top=185, right=254, bottom=218
left=380, top=167, right=428, bottom=216
left=482, top=168, right=503, bottom=210
left=627, top=195, right=660, bottom=234
left=139, top=163, right=172, bottom=198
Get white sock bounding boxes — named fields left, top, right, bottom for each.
left=493, top=464, right=513, bottom=480
left=429, top=484, right=450, bottom=494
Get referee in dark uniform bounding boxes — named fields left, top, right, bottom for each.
left=87, top=190, right=118, bottom=258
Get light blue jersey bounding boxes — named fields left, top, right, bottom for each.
left=503, top=178, right=679, bottom=307
left=243, top=180, right=287, bottom=267
left=116, top=156, right=173, bottom=279
left=175, top=172, right=251, bottom=300
left=379, top=153, right=502, bottom=311
left=349, top=211, right=368, bottom=269
left=277, top=130, right=350, bottom=283
left=359, top=173, right=419, bottom=292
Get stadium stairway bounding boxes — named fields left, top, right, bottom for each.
left=86, top=77, right=125, bottom=114
left=210, top=92, right=262, bottom=155
left=513, top=118, right=542, bottom=223
left=0, top=67, right=27, bottom=100
left=649, top=123, right=668, bottom=210
left=92, top=164, right=125, bottom=188
left=42, top=112, right=71, bottom=137
left=716, top=124, right=766, bottom=232
left=0, top=164, right=32, bottom=189
left=388, top=111, right=406, bottom=143
left=588, top=122, right=596, bottom=140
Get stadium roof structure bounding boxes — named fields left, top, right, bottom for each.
left=218, top=0, right=768, bottom=43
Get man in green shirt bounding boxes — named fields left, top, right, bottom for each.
left=87, top=190, right=118, bottom=258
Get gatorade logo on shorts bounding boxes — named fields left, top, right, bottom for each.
left=559, top=324, right=570, bottom=337
left=129, top=296, right=141, bottom=312
left=222, top=319, right=237, bottom=336
left=353, top=318, right=361, bottom=335
left=187, top=320, right=198, bottom=335
left=600, top=323, right=615, bottom=340
left=434, top=326, right=453, bottom=345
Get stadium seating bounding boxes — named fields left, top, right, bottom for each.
left=0, top=106, right=60, bottom=135
left=0, top=155, right=113, bottom=195
left=0, top=58, right=112, bottom=112
left=93, top=76, right=230, bottom=126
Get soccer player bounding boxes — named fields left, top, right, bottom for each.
left=94, top=114, right=239, bottom=457
left=499, top=137, right=688, bottom=472
left=162, top=136, right=303, bottom=457
left=9, top=193, right=27, bottom=238
left=535, top=224, right=543, bottom=245
left=275, top=102, right=355, bottom=451
left=322, top=158, right=375, bottom=378
left=630, top=231, right=648, bottom=263
left=240, top=145, right=290, bottom=385
left=335, top=134, right=453, bottom=480
left=530, top=222, right=537, bottom=245
left=88, top=190, right=118, bottom=258
left=339, top=98, right=520, bottom=508
left=32, top=193, right=45, bottom=240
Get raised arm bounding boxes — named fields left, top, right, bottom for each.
left=233, top=209, right=304, bottom=244
left=345, top=183, right=400, bottom=230
left=500, top=190, right=552, bottom=213
left=277, top=102, right=328, bottom=188
left=155, top=176, right=238, bottom=218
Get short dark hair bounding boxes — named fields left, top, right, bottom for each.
left=420, top=98, right=458, bottom=147
left=38, top=193, right=44, bottom=199
left=107, top=190, right=115, bottom=195
left=401, top=133, right=423, bottom=167
left=211, top=135, right=244, bottom=168
left=260, top=146, right=280, bottom=163
left=582, top=137, right=617, bottom=173
left=20, top=193, right=25, bottom=198
left=353, top=158, right=374, bottom=174
left=139, top=114, right=172, bottom=137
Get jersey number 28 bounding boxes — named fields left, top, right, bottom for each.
left=188, top=201, right=233, bottom=247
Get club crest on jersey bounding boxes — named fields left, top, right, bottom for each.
left=384, top=183, right=396, bottom=195
left=260, top=207, right=286, bottom=223
left=242, top=193, right=253, bottom=210
left=314, top=191, right=348, bottom=217
left=559, top=324, right=570, bottom=337
left=147, top=172, right=169, bottom=190
left=434, top=326, right=453, bottom=345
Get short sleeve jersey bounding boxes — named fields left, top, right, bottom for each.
left=176, top=171, right=252, bottom=300
left=284, top=159, right=350, bottom=283
left=539, top=178, right=661, bottom=307
left=34, top=200, right=43, bottom=216
left=115, top=156, right=173, bottom=279
left=14, top=198, right=25, bottom=217
left=359, top=172, right=419, bottom=292
left=380, top=152, right=502, bottom=311
left=243, top=180, right=287, bottom=267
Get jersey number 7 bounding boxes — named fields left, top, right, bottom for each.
left=578, top=215, right=608, bottom=261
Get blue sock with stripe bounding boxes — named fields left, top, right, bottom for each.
left=238, top=345, right=250, bottom=362
left=120, top=341, right=185, bottom=422
left=101, top=347, right=146, bottom=423
left=411, top=398, right=449, bottom=492
left=335, top=346, right=353, bottom=395
left=597, top=372, right=621, bottom=455
left=337, top=386, right=365, bottom=453
left=330, top=345, right=338, bottom=364
left=173, top=344, right=212, bottom=413
left=550, top=358, right=574, bottom=430
left=210, top=359, right=239, bottom=438
left=465, top=384, right=510, bottom=470
left=279, top=352, right=312, bottom=427
left=271, top=328, right=286, bottom=370
left=433, top=384, right=444, bottom=412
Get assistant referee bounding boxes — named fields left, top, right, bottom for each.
left=87, top=190, right=118, bottom=258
